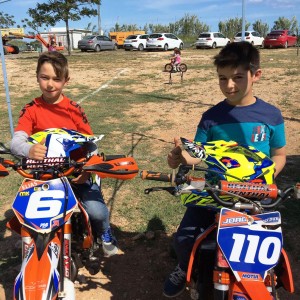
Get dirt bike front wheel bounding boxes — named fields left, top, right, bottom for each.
left=165, top=63, right=173, bottom=72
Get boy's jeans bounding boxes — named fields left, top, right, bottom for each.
left=72, top=182, right=110, bottom=238
left=174, top=206, right=216, bottom=271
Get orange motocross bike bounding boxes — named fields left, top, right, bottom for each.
left=0, top=128, right=138, bottom=300
left=141, top=138, right=297, bottom=300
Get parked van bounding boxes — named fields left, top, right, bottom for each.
left=109, top=31, right=146, bottom=48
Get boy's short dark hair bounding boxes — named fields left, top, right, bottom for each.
left=213, top=41, right=260, bottom=74
left=36, top=51, right=69, bottom=80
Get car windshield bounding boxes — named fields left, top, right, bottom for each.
left=199, top=33, right=211, bottom=38
left=236, top=32, right=250, bottom=37
left=126, top=35, right=137, bottom=39
left=269, top=31, right=284, bottom=36
left=149, top=34, right=162, bottom=38
left=82, top=35, right=95, bottom=40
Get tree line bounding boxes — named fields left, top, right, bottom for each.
left=0, top=0, right=299, bottom=55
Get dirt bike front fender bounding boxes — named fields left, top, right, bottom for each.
left=14, top=235, right=61, bottom=300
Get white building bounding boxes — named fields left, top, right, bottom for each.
left=40, top=27, right=91, bottom=51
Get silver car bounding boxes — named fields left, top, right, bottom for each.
left=78, top=35, right=117, bottom=52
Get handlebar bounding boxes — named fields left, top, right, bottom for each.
left=1, top=157, right=86, bottom=180
left=140, top=165, right=299, bottom=211
left=0, top=153, right=139, bottom=181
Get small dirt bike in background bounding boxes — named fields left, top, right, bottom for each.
left=164, top=61, right=187, bottom=84
left=141, top=138, right=298, bottom=300
left=0, top=128, right=138, bottom=300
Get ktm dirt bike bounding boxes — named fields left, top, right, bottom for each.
left=0, top=128, right=138, bottom=300
left=140, top=138, right=298, bottom=300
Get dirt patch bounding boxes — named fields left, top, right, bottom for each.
left=0, top=48, right=299, bottom=299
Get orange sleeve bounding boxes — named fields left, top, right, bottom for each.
left=69, top=100, right=93, bottom=135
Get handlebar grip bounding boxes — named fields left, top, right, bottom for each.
left=140, top=170, right=173, bottom=183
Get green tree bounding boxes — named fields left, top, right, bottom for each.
left=272, top=16, right=298, bottom=32
left=252, top=20, right=269, bottom=37
left=0, top=11, right=16, bottom=28
left=218, top=17, right=250, bottom=40
left=27, top=0, right=101, bottom=55
left=85, top=22, right=97, bottom=35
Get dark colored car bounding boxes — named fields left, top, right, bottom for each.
left=78, top=35, right=117, bottom=52
left=264, top=30, right=297, bottom=48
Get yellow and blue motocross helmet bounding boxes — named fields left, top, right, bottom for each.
left=180, top=138, right=275, bottom=208
left=28, top=128, right=102, bottom=160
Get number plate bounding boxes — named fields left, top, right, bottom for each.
left=217, top=208, right=282, bottom=281
left=12, top=178, right=77, bottom=234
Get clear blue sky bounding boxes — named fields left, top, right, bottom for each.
left=1, top=0, right=299, bottom=33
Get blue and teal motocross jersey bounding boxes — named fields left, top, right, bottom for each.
left=194, top=98, right=286, bottom=157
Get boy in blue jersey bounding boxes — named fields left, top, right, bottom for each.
left=163, top=41, right=286, bottom=298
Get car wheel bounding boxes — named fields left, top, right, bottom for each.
left=284, top=41, right=288, bottom=48
left=179, top=43, right=183, bottom=50
left=138, top=44, right=144, bottom=51
left=164, top=44, right=168, bottom=51
left=95, top=45, right=101, bottom=52
left=212, top=42, right=216, bottom=49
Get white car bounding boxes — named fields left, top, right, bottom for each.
left=123, top=34, right=149, bottom=51
left=195, top=32, right=230, bottom=49
left=146, top=33, right=184, bottom=51
left=234, top=31, right=264, bottom=47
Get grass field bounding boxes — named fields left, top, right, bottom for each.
left=0, top=47, right=299, bottom=298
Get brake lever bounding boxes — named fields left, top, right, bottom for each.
left=144, top=186, right=177, bottom=195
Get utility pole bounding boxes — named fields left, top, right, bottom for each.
left=98, top=2, right=102, bottom=34
left=0, top=0, right=14, bottom=137
left=241, top=0, right=246, bottom=41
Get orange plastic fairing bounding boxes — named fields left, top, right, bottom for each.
left=279, top=249, right=294, bottom=293
left=0, top=163, right=9, bottom=177
left=83, top=155, right=139, bottom=180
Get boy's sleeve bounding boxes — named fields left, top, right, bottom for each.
left=14, top=104, right=34, bottom=135
left=10, top=131, right=31, bottom=157
left=270, top=122, right=286, bottom=149
left=70, top=101, right=93, bottom=135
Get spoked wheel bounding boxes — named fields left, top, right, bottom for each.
left=179, top=63, right=187, bottom=72
left=165, top=63, right=173, bottom=72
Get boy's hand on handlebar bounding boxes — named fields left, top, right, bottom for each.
left=71, top=171, right=90, bottom=184
left=29, top=139, right=47, bottom=160
left=167, top=137, right=183, bottom=169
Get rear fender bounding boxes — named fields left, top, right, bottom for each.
left=14, top=235, right=61, bottom=300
